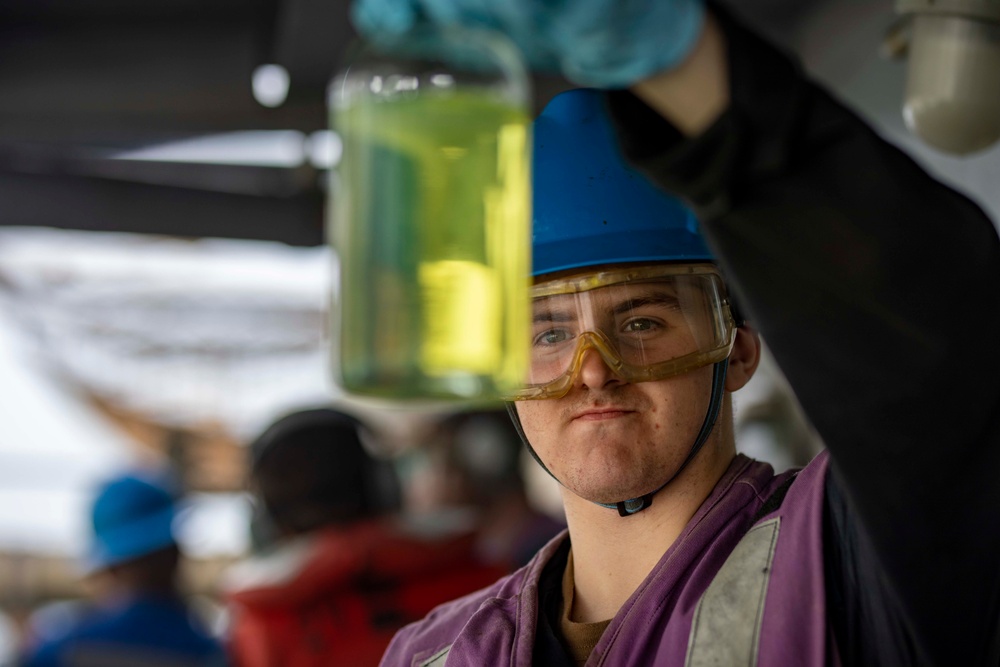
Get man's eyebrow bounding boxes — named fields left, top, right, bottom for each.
left=532, top=308, right=575, bottom=324
left=611, top=292, right=681, bottom=316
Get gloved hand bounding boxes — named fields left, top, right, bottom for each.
left=351, top=0, right=705, bottom=89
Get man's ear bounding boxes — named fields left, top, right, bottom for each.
left=725, top=326, right=761, bottom=392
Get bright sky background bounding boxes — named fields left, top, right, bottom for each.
left=0, top=227, right=337, bottom=559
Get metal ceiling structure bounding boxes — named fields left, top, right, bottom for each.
left=0, top=0, right=343, bottom=244
left=2, top=0, right=997, bottom=247
left=0, top=0, right=337, bottom=140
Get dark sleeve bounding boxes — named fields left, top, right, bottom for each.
left=823, top=468, right=924, bottom=666
left=605, top=5, right=1000, bottom=666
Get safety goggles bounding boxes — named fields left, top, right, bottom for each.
left=511, top=264, right=736, bottom=400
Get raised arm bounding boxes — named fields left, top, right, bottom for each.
left=608, top=5, right=1000, bottom=664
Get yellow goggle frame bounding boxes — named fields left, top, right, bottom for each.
left=510, top=263, right=736, bottom=401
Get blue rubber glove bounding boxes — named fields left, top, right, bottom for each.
left=351, top=0, right=705, bottom=89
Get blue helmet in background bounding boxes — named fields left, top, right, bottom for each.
left=87, top=471, right=178, bottom=572
left=532, top=88, right=710, bottom=277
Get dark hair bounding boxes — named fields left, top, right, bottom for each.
left=249, top=408, right=400, bottom=535
left=435, top=409, right=525, bottom=500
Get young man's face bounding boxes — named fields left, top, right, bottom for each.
left=513, top=267, right=731, bottom=506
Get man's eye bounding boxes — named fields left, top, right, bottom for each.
left=534, top=329, right=572, bottom=346
left=622, top=318, right=660, bottom=334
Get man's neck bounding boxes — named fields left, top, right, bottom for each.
left=560, top=447, right=736, bottom=623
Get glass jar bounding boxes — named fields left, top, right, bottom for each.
left=329, top=25, right=532, bottom=400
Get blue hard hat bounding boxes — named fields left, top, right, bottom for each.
left=86, top=471, right=178, bottom=572
left=532, top=88, right=711, bottom=276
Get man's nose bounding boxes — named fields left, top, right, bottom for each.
left=572, top=337, right=625, bottom=390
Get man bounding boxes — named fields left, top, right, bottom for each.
left=223, top=408, right=506, bottom=667
left=21, top=471, right=227, bottom=667
left=357, top=1, right=1000, bottom=666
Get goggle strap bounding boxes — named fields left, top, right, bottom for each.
left=505, top=402, right=565, bottom=490
left=616, top=496, right=654, bottom=517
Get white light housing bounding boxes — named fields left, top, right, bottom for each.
left=898, top=0, right=1000, bottom=155
left=252, top=64, right=291, bottom=108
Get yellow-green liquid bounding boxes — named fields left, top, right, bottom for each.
left=331, top=92, right=531, bottom=399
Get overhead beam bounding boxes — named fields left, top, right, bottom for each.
left=0, top=22, right=325, bottom=143
left=0, top=171, right=325, bottom=246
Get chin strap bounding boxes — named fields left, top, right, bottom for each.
left=507, top=359, right=729, bottom=518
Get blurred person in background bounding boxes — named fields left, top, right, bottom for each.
left=19, top=470, right=227, bottom=667
left=424, top=410, right=565, bottom=570
left=222, top=408, right=505, bottom=667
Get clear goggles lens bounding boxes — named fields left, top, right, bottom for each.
left=512, top=265, right=736, bottom=400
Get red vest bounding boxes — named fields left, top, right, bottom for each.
left=224, top=519, right=507, bottom=667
